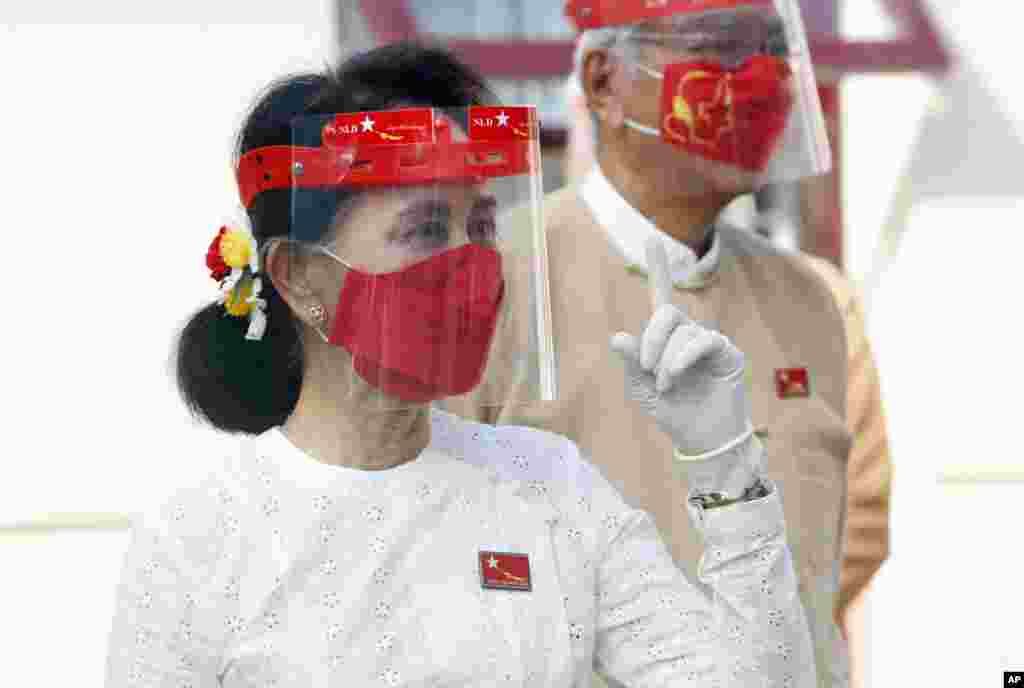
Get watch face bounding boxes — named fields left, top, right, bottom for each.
left=691, top=479, right=770, bottom=509
left=744, top=478, right=771, bottom=501
left=690, top=491, right=728, bottom=509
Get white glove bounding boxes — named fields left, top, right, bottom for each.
left=611, top=238, right=763, bottom=496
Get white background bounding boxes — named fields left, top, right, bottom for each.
left=2, top=12, right=337, bottom=522
left=2, top=4, right=338, bottom=683
left=842, top=0, right=1024, bottom=685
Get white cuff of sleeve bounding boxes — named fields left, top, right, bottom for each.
left=672, top=423, right=756, bottom=463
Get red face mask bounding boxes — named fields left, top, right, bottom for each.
left=328, top=243, right=505, bottom=404
left=633, top=55, right=794, bottom=172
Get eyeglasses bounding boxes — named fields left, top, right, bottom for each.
left=624, top=9, right=788, bottom=64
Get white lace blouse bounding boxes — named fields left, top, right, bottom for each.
left=104, top=409, right=815, bottom=687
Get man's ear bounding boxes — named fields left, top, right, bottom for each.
left=581, top=48, right=625, bottom=130
left=264, top=239, right=318, bottom=327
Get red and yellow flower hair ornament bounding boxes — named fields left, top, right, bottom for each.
left=205, top=221, right=267, bottom=341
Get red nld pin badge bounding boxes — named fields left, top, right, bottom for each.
left=775, top=368, right=810, bottom=399
left=478, top=551, right=532, bottom=592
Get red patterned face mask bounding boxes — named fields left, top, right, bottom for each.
left=328, top=243, right=505, bottom=404
left=627, top=55, right=794, bottom=172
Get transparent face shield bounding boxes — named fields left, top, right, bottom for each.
left=610, top=0, right=831, bottom=192
left=237, top=107, right=554, bottom=411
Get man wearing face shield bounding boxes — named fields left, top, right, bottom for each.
left=450, top=2, right=891, bottom=687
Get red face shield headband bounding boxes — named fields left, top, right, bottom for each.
left=565, top=0, right=775, bottom=31
left=236, top=107, right=537, bottom=208
left=328, top=242, right=505, bottom=404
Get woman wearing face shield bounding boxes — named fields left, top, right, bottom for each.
left=103, top=42, right=816, bottom=687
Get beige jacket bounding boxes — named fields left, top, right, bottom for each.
left=447, top=185, right=891, bottom=687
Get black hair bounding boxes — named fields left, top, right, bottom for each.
left=175, top=42, right=494, bottom=434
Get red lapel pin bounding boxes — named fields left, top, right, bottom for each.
left=775, top=368, right=810, bottom=399
left=478, top=551, right=532, bottom=592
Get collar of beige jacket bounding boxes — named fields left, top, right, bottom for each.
left=580, top=165, right=722, bottom=290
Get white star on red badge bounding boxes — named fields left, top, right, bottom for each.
left=488, top=556, right=499, bottom=569
left=361, top=116, right=375, bottom=132
left=496, top=112, right=510, bottom=127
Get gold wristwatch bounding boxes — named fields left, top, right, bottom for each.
left=689, top=477, right=771, bottom=510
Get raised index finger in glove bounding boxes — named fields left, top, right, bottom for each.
left=646, top=237, right=678, bottom=316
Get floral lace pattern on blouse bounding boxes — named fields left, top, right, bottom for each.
left=104, top=409, right=815, bottom=687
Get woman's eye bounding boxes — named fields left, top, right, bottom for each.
left=467, top=198, right=498, bottom=243
left=416, top=221, right=449, bottom=244
left=394, top=200, right=452, bottom=250
left=468, top=214, right=497, bottom=243
left=399, top=220, right=449, bottom=249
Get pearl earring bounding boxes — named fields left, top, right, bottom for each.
left=309, top=303, right=327, bottom=326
